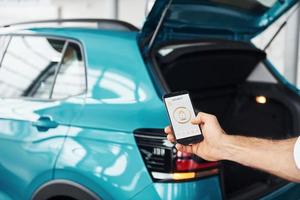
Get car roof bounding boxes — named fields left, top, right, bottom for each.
left=1, top=19, right=139, bottom=32
left=24, top=27, right=138, bottom=41
left=0, top=19, right=139, bottom=42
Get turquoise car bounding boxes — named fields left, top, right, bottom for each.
left=0, top=0, right=300, bottom=199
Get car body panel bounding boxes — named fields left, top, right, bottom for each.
left=131, top=177, right=222, bottom=200
left=0, top=95, right=85, bottom=200
left=54, top=128, right=151, bottom=200
left=0, top=192, right=12, bottom=200
left=29, top=28, right=168, bottom=199
left=153, top=177, right=222, bottom=200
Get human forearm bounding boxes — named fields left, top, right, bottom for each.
left=222, top=135, right=300, bottom=182
left=165, top=112, right=300, bottom=182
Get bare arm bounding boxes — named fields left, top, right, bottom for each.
left=223, top=135, right=300, bottom=182
left=164, top=112, right=300, bottom=182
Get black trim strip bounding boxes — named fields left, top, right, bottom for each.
left=32, top=179, right=101, bottom=200
left=2, top=18, right=139, bottom=32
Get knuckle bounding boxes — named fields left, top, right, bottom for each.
left=210, top=115, right=217, bottom=120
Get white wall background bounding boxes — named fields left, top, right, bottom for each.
left=252, top=3, right=300, bottom=87
left=0, top=0, right=148, bottom=28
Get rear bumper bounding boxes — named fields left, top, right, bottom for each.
left=260, top=183, right=300, bottom=200
left=130, top=176, right=222, bottom=200
left=130, top=177, right=300, bottom=200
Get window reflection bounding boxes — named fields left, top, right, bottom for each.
left=0, top=36, right=65, bottom=98
left=104, top=153, right=127, bottom=177
left=54, top=138, right=86, bottom=167
left=87, top=68, right=148, bottom=104
left=51, top=43, right=86, bottom=99
left=99, top=71, right=136, bottom=103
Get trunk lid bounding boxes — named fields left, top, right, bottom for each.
left=140, top=0, right=298, bottom=50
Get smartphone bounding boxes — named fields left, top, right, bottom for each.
left=163, top=91, right=204, bottom=145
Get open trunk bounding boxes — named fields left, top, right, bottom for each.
left=151, top=40, right=300, bottom=199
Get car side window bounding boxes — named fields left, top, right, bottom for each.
left=0, top=36, right=65, bottom=98
left=51, top=42, right=86, bottom=99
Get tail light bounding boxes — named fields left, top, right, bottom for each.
left=134, top=128, right=219, bottom=182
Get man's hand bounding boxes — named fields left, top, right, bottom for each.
left=164, top=112, right=229, bottom=161
left=165, top=112, right=300, bottom=182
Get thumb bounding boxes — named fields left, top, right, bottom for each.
left=191, top=112, right=209, bottom=125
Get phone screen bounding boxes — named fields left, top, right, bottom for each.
left=164, top=93, right=202, bottom=140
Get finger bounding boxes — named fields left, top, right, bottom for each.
left=175, top=144, right=193, bottom=154
left=191, top=112, right=205, bottom=124
left=182, top=145, right=194, bottom=154
left=167, top=134, right=176, bottom=142
left=164, top=126, right=172, bottom=134
left=191, top=112, right=215, bottom=124
left=175, top=143, right=183, bottom=151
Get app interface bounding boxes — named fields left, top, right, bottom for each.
left=165, top=94, right=202, bottom=139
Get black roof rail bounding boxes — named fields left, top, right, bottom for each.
left=2, top=18, right=139, bottom=32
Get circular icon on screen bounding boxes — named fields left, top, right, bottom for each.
left=173, top=107, right=191, bottom=124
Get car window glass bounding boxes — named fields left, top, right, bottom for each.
left=51, top=42, right=86, bottom=99
left=0, top=36, right=10, bottom=63
left=0, top=36, right=65, bottom=99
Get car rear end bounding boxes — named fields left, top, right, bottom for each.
left=132, top=129, right=223, bottom=200
left=137, top=0, right=300, bottom=199
left=132, top=125, right=300, bottom=200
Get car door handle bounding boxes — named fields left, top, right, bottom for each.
left=32, top=116, right=59, bottom=132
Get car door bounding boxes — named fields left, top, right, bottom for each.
left=0, top=35, right=86, bottom=200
